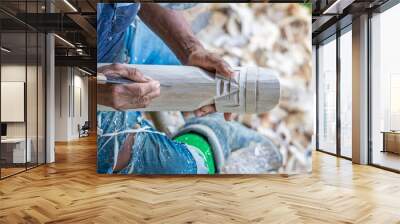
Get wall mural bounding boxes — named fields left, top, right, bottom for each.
left=97, top=3, right=312, bottom=174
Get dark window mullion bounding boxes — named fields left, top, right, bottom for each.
left=36, top=0, right=39, bottom=167
left=0, top=19, right=2, bottom=179
left=367, top=11, right=373, bottom=165
left=336, top=28, right=341, bottom=157
left=25, top=0, right=28, bottom=171
left=316, top=45, right=319, bottom=150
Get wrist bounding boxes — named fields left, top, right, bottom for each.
left=182, top=37, right=204, bottom=64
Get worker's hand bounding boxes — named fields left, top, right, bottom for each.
left=97, top=64, right=160, bottom=110
left=187, top=48, right=235, bottom=121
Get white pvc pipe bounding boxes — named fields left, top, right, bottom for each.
left=97, top=63, right=280, bottom=113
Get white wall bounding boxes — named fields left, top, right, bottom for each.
left=1, top=65, right=26, bottom=141
left=54, top=66, right=69, bottom=141
left=1, top=64, right=46, bottom=164
left=1, top=65, right=40, bottom=138
left=1, top=66, right=25, bottom=128
left=54, top=67, right=89, bottom=141
left=71, top=72, right=89, bottom=138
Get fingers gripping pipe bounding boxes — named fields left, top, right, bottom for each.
left=97, top=64, right=280, bottom=113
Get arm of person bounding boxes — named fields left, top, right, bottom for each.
left=138, top=3, right=234, bottom=120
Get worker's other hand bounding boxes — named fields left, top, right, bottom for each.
left=187, top=48, right=235, bottom=121
left=97, top=64, right=160, bottom=110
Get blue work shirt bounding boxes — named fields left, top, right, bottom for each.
left=97, top=3, right=139, bottom=63
left=97, top=3, right=180, bottom=65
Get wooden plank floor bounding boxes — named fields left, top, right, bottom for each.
left=1, top=136, right=400, bottom=224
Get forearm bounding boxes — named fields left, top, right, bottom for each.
left=138, top=3, right=203, bottom=64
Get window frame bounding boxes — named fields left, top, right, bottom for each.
left=315, top=24, right=352, bottom=160
left=367, top=1, right=400, bottom=173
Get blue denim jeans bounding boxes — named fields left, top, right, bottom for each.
left=97, top=111, right=198, bottom=174
left=97, top=4, right=282, bottom=174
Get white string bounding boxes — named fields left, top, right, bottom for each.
left=98, top=126, right=166, bottom=152
left=99, top=126, right=166, bottom=173
left=100, top=127, right=166, bottom=139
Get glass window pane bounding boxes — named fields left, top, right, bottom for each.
left=1, top=20, right=28, bottom=177
left=318, top=37, right=337, bottom=154
left=340, top=29, right=352, bottom=158
left=371, top=3, right=400, bottom=171
left=0, top=0, right=46, bottom=179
